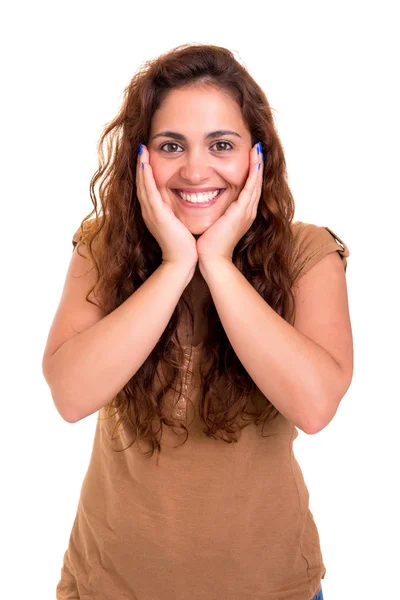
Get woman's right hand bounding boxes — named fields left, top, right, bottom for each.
left=136, top=144, right=198, bottom=268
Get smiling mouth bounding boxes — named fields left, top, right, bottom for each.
left=172, top=189, right=225, bottom=204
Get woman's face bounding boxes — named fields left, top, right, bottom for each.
left=148, top=85, right=252, bottom=235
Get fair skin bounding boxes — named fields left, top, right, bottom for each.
left=147, top=84, right=262, bottom=290
left=148, top=85, right=256, bottom=234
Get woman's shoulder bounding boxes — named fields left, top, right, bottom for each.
left=72, top=215, right=105, bottom=249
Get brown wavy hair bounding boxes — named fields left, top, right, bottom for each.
left=73, top=43, right=299, bottom=458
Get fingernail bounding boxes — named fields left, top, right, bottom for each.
left=139, top=144, right=143, bottom=155
left=258, top=142, right=262, bottom=153
left=258, top=163, right=260, bottom=170
left=256, top=143, right=260, bottom=154
left=142, top=162, right=144, bottom=169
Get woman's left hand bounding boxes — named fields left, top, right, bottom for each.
left=196, top=142, right=264, bottom=263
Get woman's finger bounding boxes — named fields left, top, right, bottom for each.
left=250, top=156, right=264, bottom=211
left=141, top=161, right=165, bottom=218
left=137, top=145, right=170, bottom=225
left=136, top=144, right=149, bottom=213
left=238, top=144, right=261, bottom=210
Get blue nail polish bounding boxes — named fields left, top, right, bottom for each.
left=258, top=163, right=260, bottom=170
left=139, top=144, right=143, bottom=155
left=142, top=162, right=144, bottom=169
left=256, top=143, right=260, bottom=154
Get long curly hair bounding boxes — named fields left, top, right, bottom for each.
left=73, top=43, right=299, bottom=458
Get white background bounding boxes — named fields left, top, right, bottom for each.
left=1, top=1, right=399, bottom=598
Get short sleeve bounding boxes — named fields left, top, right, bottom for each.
left=292, top=221, right=350, bottom=283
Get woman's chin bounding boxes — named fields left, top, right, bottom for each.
left=179, top=223, right=208, bottom=237
left=184, top=220, right=215, bottom=236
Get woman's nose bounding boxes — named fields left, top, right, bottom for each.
left=179, top=152, right=212, bottom=181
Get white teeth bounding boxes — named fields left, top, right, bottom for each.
left=177, top=190, right=220, bottom=203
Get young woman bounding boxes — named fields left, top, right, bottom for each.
left=43, top=43, right=353, bottom=600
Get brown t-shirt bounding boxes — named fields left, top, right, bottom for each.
left=56, top=221, right=350, bottom=600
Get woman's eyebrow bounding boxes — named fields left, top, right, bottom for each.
left=151, top=130, right=242, bottom=141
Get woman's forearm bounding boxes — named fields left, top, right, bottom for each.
left=199, top=257, right=344, bottom=434
left=45, top=261, right=195, bottom=423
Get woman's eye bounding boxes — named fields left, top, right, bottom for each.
left=160, top=142, right=184, bottom=153
left=211, top=141, right=233, bottom=151
left=159, top=141, right=233, bottom=153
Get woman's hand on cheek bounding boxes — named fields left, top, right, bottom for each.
left=136, top=143, right=198, bottom=267
left=196, top=142, right=264, bottom=264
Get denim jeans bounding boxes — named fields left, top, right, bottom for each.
left=312, top=587, right=324, bottom=600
